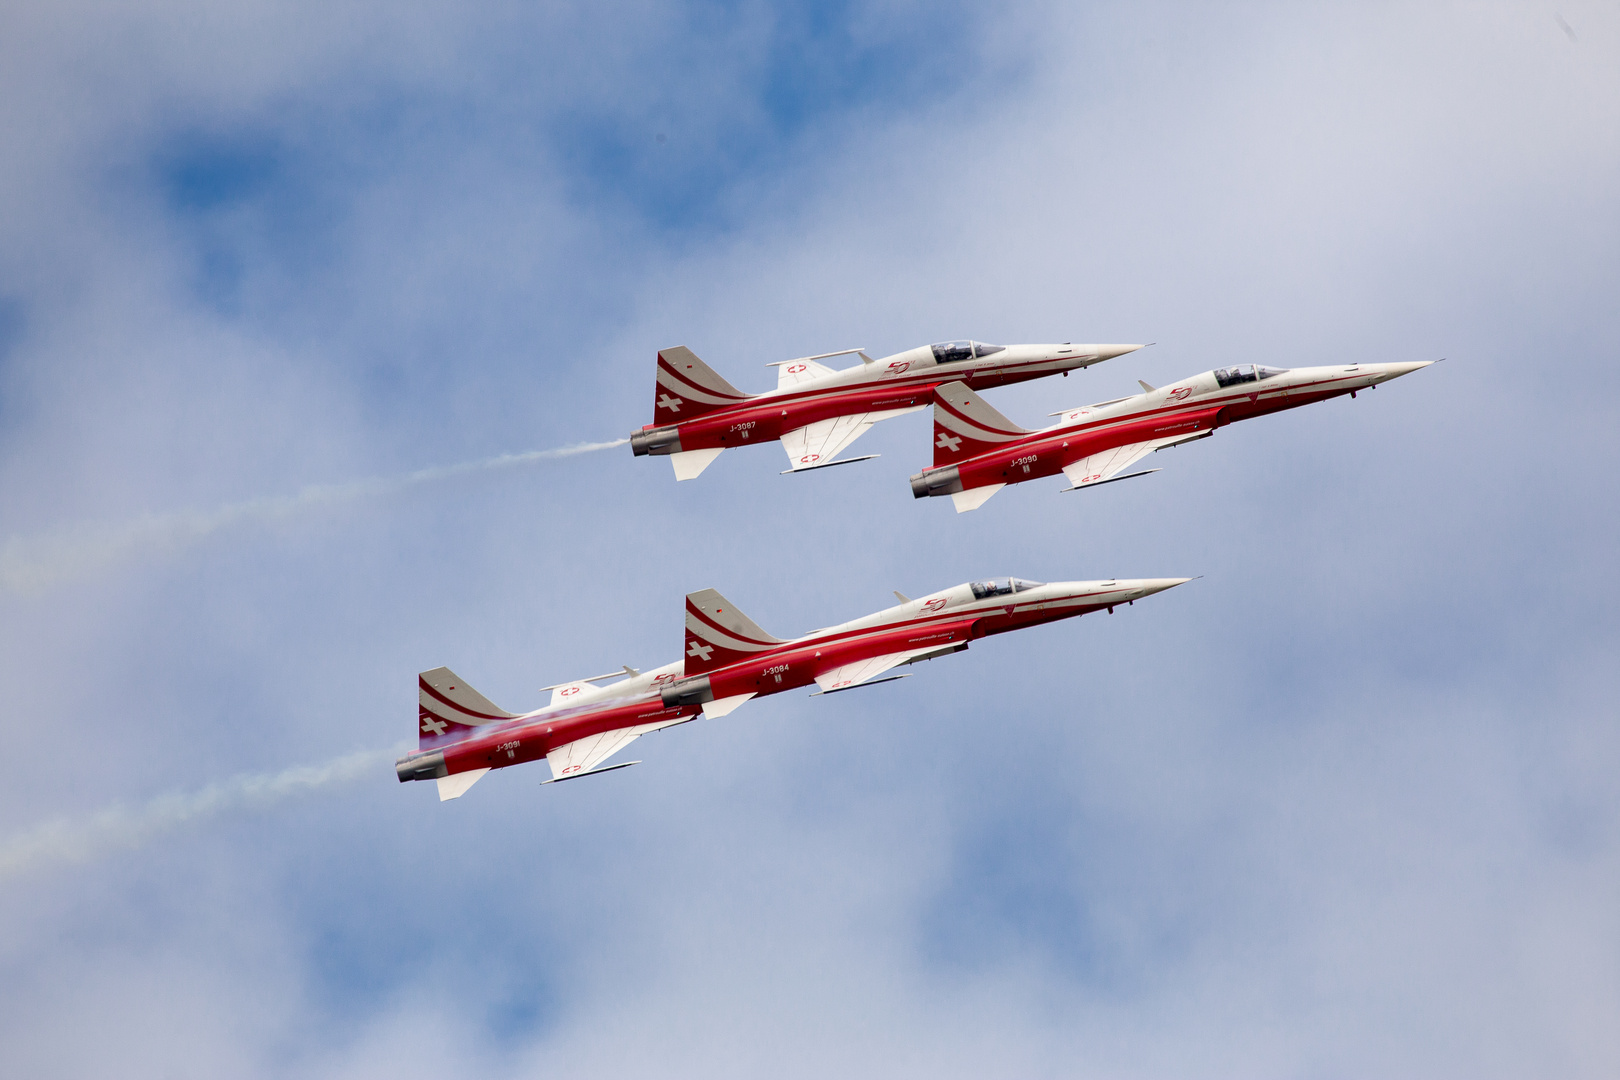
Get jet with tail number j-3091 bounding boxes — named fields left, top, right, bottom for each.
left=397, top=575, right=1190, bottom=800
left=628, top=339, right=1146, bottom=480
left=910, top=359, right=1436, bottom=511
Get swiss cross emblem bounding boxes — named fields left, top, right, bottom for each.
left=658, top=393, right=683, bottom=413
left=420, top=714, right=447, bottom=736
left=936, top=431, right=962, bottom=452
left=687, top=640, right=714, bottom=661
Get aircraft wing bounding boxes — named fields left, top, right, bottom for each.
left=776, top=358, right=836, bottom=389
left=813, top=639, right=967, bottom=694
left=780, top=405, right=924, bottom=471
left=1062, top=410, right=1223, bottom=488
left=545, top=719, right=680, bottom=781
left=1061, top=442, right=1159, bottom=488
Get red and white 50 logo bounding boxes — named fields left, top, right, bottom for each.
left=887, top=361, right=911, bottom=376
left=922, top=597, right=948, bottom=612
left=1167, top=386, right=1193, bottom=401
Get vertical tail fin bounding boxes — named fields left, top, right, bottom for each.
left=418, top=667, right=517, bottom=749
left=654, top=347, right=750, bottom=427
left=683, top=588, right=783, bottom=676
left=931, top=381, right=1030, bottom=466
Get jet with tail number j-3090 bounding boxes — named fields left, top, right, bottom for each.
left=910, top=359, right=1436, bottom=511
left=397, top=575, right=1190, bottom=800
left=628, top=339, right=1145, bottom=480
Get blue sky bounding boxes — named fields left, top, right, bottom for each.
left=1, top=2, right=1618, bottom=1077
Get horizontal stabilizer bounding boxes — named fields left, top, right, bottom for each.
left=671, top=447, right=724, bottom=481
left=703, top=692, right=756, bottom=718
left=437, top=768, right=490, bottom=801
left=950, top=484, right=1005, bottom=513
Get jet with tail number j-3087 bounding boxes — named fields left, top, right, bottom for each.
left=910, top=359, right=1436, bottom=511
left=628, top=339, right=1145, bottom=480
left=397, top=575, right=1190, bottom=800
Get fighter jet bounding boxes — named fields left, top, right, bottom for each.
left=397, top=575, right=1190, bottom=799
left=910, top=360, right=1435, bottom=511
left=629, top=340, right=1146, bottom=480
left=399, top=661, right=696, bottom=800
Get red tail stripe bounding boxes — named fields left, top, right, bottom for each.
left=684, top=601, right=780, bottom=647
left=935, top=395, right=1026, bottom=438
left=418, top=677, right=512, bottom=722
left=657, top=356, right=751, bottom=402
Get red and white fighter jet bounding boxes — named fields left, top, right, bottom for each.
left=629, top=340, right=1145, bottom=479
left=910, top=359, right=1435, bottom=511
left=399, top=661, right=695, bottom=800
left=397, top=575, right=1189, bottom=799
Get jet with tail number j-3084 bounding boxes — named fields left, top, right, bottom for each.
left=910, top=359, right=1436, bottom=511
left=397, top=575, right=1190, bottom=800
left=628, top=339, right=1145, bottom=480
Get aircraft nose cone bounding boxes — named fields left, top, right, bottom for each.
left=1373, top=360, right=1435, bottom=381
left=1139, top=577, right=1194, bottom=595
left=1095, top=344, right=1148, bottom=360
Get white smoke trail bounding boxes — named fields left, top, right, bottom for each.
left=0, top=747, right=399, bottom=881
left=0, top=438, right=628, bottom=594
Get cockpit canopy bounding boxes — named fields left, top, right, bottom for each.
left=969, top=577, right=1043, bottom=600
left=932, top=340, right=1006, bottom=364
left=1214, top=363, right=1289, bottom=387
